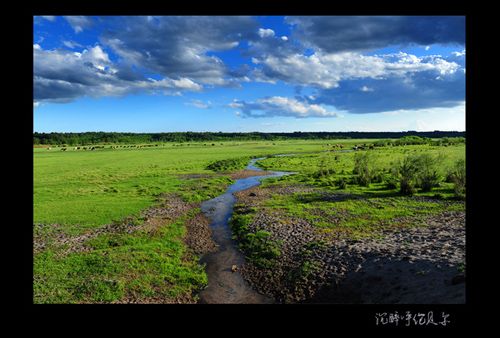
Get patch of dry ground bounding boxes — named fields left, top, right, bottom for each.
left=233, top=185, right=466, bottom=304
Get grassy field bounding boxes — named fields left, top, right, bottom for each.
left=33, top=139, right=465, bottom=303
left=34, top=140, right=350, bottom=229
left=34, top=140, right=352, bottom=303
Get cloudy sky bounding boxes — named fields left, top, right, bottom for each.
left=33, top=16, right=465, bottom=132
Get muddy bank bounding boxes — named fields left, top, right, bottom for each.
left=178, top=169, right=271, bottom=181
left=229, top=169, right=272, bottom=180
left=233, top=185, right=465, bottom=304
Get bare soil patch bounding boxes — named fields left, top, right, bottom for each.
left=233, top=185, right=465, bottom=303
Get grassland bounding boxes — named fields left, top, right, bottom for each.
left=234, top=143, right=465, bottom=248
left=34, top=140, right=346, bottom=228
left=34, top=140, right=352, bottom=303
left=33, top=139, right=465, bottom=303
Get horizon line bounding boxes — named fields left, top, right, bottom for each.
left=33, top=130, right=466, bottom=134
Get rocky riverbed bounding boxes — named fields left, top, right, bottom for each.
left=233, top=185, right=466, bottom=304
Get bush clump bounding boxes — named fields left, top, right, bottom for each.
left=395, top=154, right=442, bottom=195
left=449, top=158, right=466, bottom=198
left=415, top=154, right=441, bottom=192
left=353, top=152, right=378, bottom=186
left=206, top=157, right=249, bottom=172
left=336, top=177, right=347, bottom=189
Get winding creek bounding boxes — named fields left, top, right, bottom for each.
left=197, top=157, right=294, bottom=303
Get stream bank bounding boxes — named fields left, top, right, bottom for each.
left=197, top=158, right=292, bottom=304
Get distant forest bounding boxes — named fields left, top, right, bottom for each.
left=33, top=131, right=466, bottom=146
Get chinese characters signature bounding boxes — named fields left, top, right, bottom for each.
left=375, top=311, right=450, bottom=327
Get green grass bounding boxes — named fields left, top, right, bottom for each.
left=230, top=205, right=282, bottom=268
left=34, top=139, right=465, bottom=303
left=258, top=143, right=465, bottom=198
left=34, top=140, right=341, bottom=229
left=34, top=215, right=207, bottom=303
left=33, top=140, right=342, bottom=303
left=254, top=143, right=465, bottom=238
left=267, top=193, right=463, bottom=233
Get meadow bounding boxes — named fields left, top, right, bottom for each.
left=33, top=138, right=465, bottom=303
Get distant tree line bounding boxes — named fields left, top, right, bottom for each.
left=33, top=131, right=466, bottom=146
left=373, top=135, right=465, bottom=147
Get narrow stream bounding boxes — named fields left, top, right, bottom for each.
left=197, top=157, right=293, bottom=304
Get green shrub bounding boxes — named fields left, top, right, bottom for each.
left=371, top=171, right=384, bottom=183
left=397, top=155, right=420, bottom=195
left=353, top=152, right=375, bottom=186
left=450, top=158, right=466, bottom=198
left=206, top=157, right=249, bottom=172
left=336, top=177, right=347, bottom=189
left=445, top=172, right=455, bottom=183
left=396, top=154, right=442, bottom=194
left=384, top=171, right=399, bottom=189
left=415, top=154, right=441, bottom=192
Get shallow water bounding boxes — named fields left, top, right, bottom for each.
left=197, top=158, right=292, bottom=304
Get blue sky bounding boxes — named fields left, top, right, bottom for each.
left=33, top=16, right=465, bottom=132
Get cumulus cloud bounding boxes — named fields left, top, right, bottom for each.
left=285, top=16, right=465, bottom=53
left=64, top=16, right=93, bottom=33
left=230, top=96, right=338, bottom=118
left=100, top=16, right=259, bottom=86
left=308, top=66, right=465, bottom=113
left=258, top=28, right=275, bottom=38
left=33, top=44, right=202, bottom=103
left=33, top=16, right=465, bottom=116
left=34, top=17, right=261, bottom=103
left=253, top=50, right=461, bottom=89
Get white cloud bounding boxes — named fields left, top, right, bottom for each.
left=258, top=28, right=275, bottom=38
left=187, top=99, right=211, bottom=109
left=425, top=46, right=431, bottom=51
left=254, top=51, right=460, bottom=89
left=281, top=36, right=288, bottom=41
left=41, top=16, right=56, bottom=22
left=360, top=86, right=373, bottom=92
left=452, top=49, right=466, bottom=57
left=34, top=44, right=203, bottom=103
left=228, top=100, right=243, bottom=109
left=62, top=40, right=83, bottom=49
left=99, top=17, right=258, bottom=87
left=232, top=96, right=338, bottom=118
left=64, top=16, right=93, bottom=33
